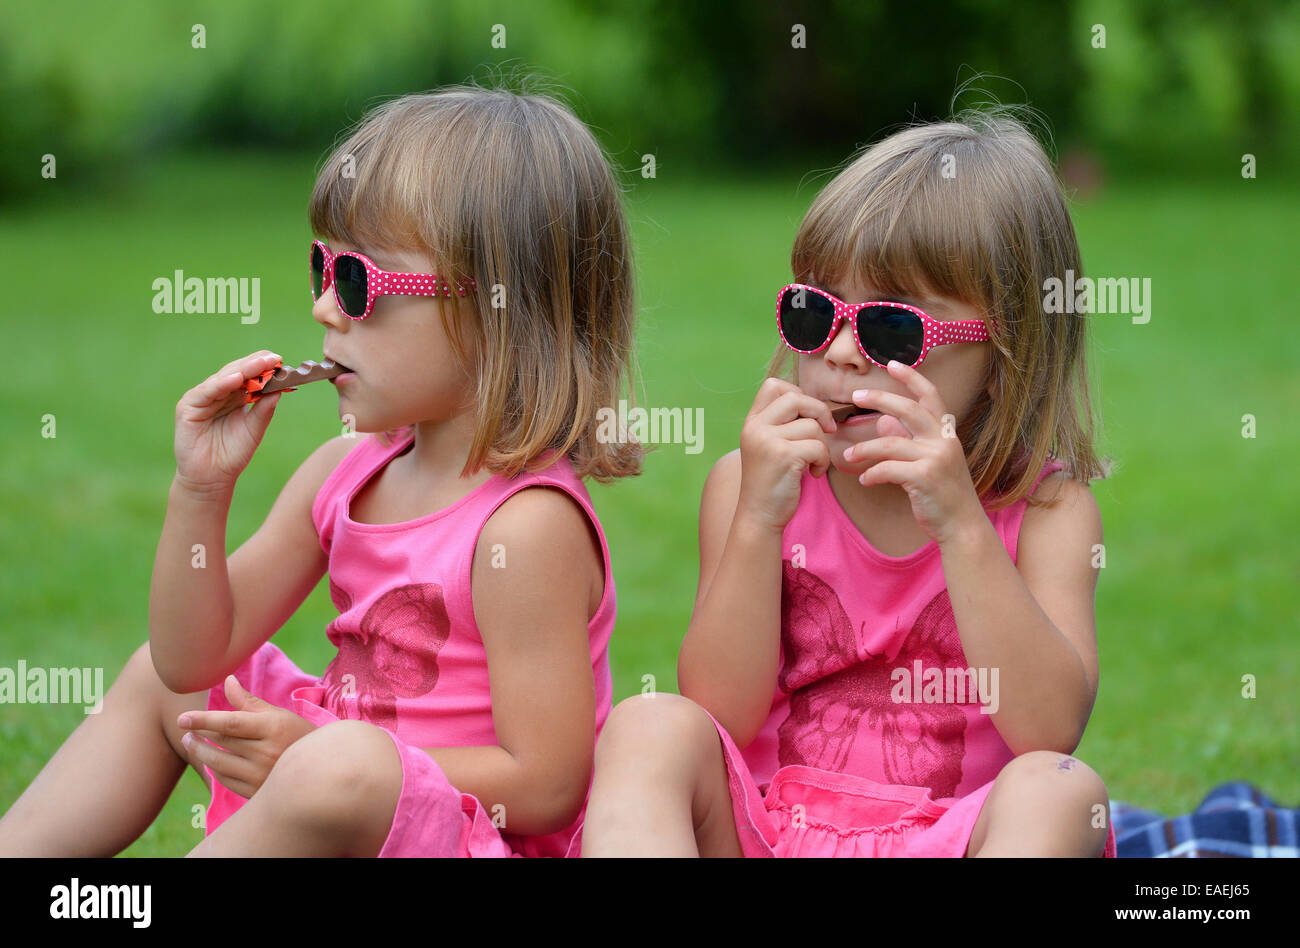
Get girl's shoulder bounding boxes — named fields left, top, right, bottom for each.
left=1016, top=469, right=1103, bottom=567
left=483, top=452, right=604, bottom=545
left=1024, top=462, right=1096, bottom=513
left=474, top=468, right=609, bottom=624
left=702, top=447, right=743, bottom=499
left=316, top=432, right=371, bottom=472
left=295, top=434, right=370, bottom=508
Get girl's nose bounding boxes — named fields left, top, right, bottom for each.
left=823, top=318, right=867, bottom=372
left=312, top=288, right=350, bottom=331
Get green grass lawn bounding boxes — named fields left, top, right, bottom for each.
left=1, top=151, right=1296, bottom=856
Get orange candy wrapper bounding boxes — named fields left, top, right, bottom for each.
left=243, top=359, right=345, bottom=403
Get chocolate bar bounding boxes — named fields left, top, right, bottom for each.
left=244, top=359, right=345, bottom=403
left=827, top=401, right=858, bottom=423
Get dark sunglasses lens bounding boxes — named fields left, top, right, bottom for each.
left=779, top=288, right=836, bottom=351
left=333, top=255, right=369, bottom=317
left=858, top=306, right=923, bottom=365
left=310, top=244, right=325, bottom=299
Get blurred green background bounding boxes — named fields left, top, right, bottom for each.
left=1, top=0, right=1296, bottom=856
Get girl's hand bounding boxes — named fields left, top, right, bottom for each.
left=842, top=360, right=987, bottom=546
left=177, top=675, right=317, bottom=799
left=173, top=351, right=284, bottom=495
left=736, top=377, right=836, bottom=532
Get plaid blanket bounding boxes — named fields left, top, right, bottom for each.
left=1112, top=781, right=1299, bottom=857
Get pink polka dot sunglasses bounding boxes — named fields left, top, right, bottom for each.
left=776, top=283, right=989, bottom=368
left=310, top=239, right=475, bottom=320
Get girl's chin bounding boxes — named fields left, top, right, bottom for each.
left=831, top=429, right=882, bottom=451
left=335, top=406, right=378, bottom=433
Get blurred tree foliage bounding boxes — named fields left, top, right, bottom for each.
left=2, top=0, right=1296, bottom=202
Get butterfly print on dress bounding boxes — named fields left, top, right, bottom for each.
left=776, top=561, right=970, bottom=798
left=328, top=575, right=353, bottom=614
left=321, top=582, right=450, bottom=730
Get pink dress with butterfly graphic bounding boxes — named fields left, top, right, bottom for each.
left=705, top=458, right=1117, bottom=858
left=200, top=432, right=616, bottom=858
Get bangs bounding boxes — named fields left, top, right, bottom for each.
left=308, top=96, right=477, bottom=274
left=309, top=142, right=419, bottom=255
left=792, top=124, right=1017, bottom=319
left=842, top=188, right=991, bottom=309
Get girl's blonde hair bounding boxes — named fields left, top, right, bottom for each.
left=309, top=83, right=643, bottom=481
left=768, top=108, right=1110, bottom=510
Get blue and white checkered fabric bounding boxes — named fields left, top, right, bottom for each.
left=1112, top=781, right=1299, bottom=858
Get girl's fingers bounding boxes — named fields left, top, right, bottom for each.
left=177, top=376, right=251, bottom=428
left=772, top=417, right=830, bottom=443
left=874, top=414, right=912, bottom=440
left=186, top=354, right=282, bottom=410
left=789, top=438, right=831, bottom=479
left=213, top=777, right=258, bottom=800
left=844, top=435, right=927, bottom=465
left=210, top=351, right=268, bottom=378
left=852, top=389, right=938, bottom=438
left=182, top=728, right=257, bottom=755
left=760, top=390, right=834, bottom=433
left=201, top=764, right=258, bottom=800
left=182, top=733, right=259, bottom=787
left=887, top=360, right=948, bottom=420
left=180, top=710, right=262, bottom=740
left=857, top=458, right=914, bottom=488
left=212, top=351, right=281, bottom=381
left=749, top=377, right=801, bottom=416
left=245, top=390, right=281, bottom=435
left=181, top=371, right=243, bottom=412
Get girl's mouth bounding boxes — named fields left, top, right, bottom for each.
left=841, top=410, right=880, bottom=427
left=324, top=357, right=355, bottom=384
left=828, top=401, right=880, bottom=426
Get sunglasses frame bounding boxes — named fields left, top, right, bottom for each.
left=776, top=283, right=990, bottom=368
left=311, top=239, right=475, bottom=320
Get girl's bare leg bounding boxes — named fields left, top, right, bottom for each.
left=966, top=751, right=1111, bottom=857
left=581, top=693, right=743, bottom=857
left=186, top=720, right=401, bottom=857
left=0, top=642, right=211, bottom=857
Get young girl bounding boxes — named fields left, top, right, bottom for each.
left=578, top=110, right=1118, bottom=857
left=0, top=86, right=641, bottom=858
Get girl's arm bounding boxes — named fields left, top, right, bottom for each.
left=848, top=360, right=1100, bottom=756
left=939, top=473, right=1101, bottom=756
left=678, top=379, right=836, bottom=748
left=677, top=449, right=784, bottom=747
left=149, top=475, right=239, bottom=692
left=418, top=486, right=604, bottom=837
left=149, top=432, right=352, bottom=694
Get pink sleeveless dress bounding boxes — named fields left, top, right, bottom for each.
left=704, top=458, right=1117, bottom=857
left=201, top=432, right=616, bottom=857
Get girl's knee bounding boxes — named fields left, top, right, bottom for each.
left=119, top=641, right=160, bottom=691
left=976, top=752, right=1110, bottom=856
left=119, top=641, right=194, bottom=726
left=595, top=694, right=723, bottom=778
left=267, top=721, right=401, bottom=829
left=598, top=693, right=715, bottom=756
left=1001, top=750, right=1108, bottom=811
left=121, top=641, right=201, bottom=703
